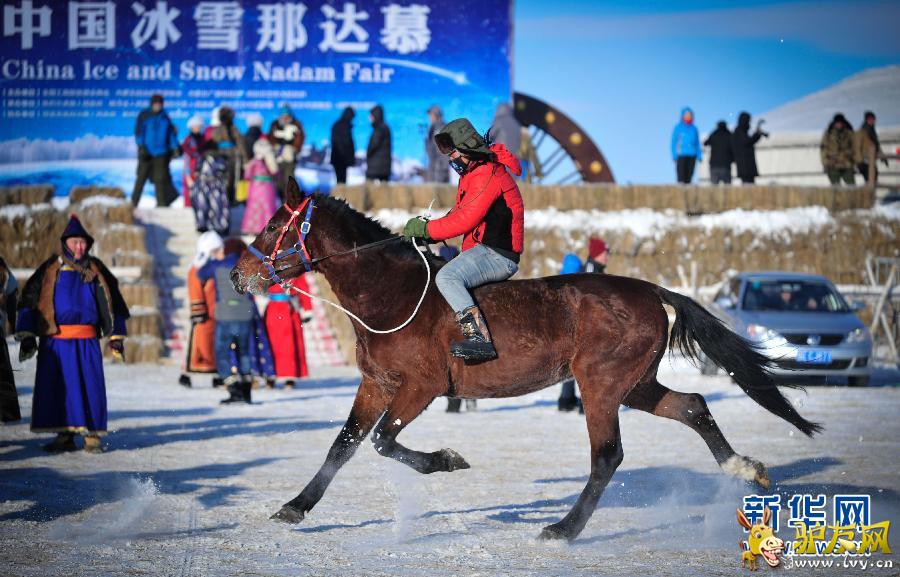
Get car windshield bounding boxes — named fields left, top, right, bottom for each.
left=742, top=280, right=849, bottom=313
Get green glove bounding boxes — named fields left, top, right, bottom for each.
left=402, top=217, right=429, bottom=240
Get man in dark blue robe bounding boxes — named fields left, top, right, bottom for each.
left=16, top=215, right=129, bottom=453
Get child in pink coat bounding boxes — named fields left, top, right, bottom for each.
left=241, top=137, right=279, bottom=235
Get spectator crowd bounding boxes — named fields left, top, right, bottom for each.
left=672, top=107, right=889, bottom=187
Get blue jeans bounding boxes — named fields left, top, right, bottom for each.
left=435, top=243, right=518, bottom=314
left=215, top=321, right=252, bottom=379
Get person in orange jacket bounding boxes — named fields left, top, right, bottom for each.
left=179, top=231, right=222, bottom=388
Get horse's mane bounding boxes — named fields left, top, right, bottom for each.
left=312, top=193, right=427, bottom=263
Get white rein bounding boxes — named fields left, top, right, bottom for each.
left=279, top=237, right=432, bottom=335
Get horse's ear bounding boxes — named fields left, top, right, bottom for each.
left=285, top=176, right=302, bottom=207
left=762, top=506, right=772, bottom=527
left=737, top=508, right=752, bottom=530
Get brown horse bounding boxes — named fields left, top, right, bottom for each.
left=231, top=178, right=821, bottom=542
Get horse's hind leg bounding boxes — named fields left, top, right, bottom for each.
left=271, top=377, right=389, bottom=523
left=623, top=378, right=770, bottom=489
left=372, top=385, right=470, bottom=474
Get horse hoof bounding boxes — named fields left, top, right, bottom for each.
left=270, top=505, right=305, bottom=524
left=538, top=524, right=570, bottom=542
left=440, top=448, right=470, bottom=472
left=723, top=455, right=770, bottom=489
left=752, top=461, right=771, bottom=490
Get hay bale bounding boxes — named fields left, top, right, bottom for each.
left=93, top=224, right=146, bottom=255
left=333, top=185, right=367, bottom=211
left=108, top=251, right=153, bottom=279
left=119, top=282, right=159, bottom=309
left=439, top=184, right=457, bottom=209
left=0, top=185, right=55, bottom=206
left=69, top=186, right=125, bottom=204
left=366, top=183, right=395, bottom=211
left=125, top=308, right=162, bottom=338
left=0, top=204, right=67, bottom=267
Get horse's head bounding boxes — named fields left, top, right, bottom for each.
left=231, top=177, right=321, bottom=295
left=231, top=176, right=404, bottom=296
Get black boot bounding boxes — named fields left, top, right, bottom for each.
left=558, top=379, right=579, bottom=412
left=43, top=433, right=78, bottom=453
left=220, top=377, right=244, bottom=404
left=241, top=378, right=253, bottom=404
left=212, top=377, right=224, bottom=388
left=178, top=374, right=192, bottom=388
left=450, top=306, right=497, bottom=362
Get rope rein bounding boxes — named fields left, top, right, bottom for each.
left=279, top=238, right=432, bottom=335
left=249, top=196, right=434, bottom=335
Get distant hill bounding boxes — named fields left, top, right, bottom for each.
left=760, top=66, right=900, bottom=132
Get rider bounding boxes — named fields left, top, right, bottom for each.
left=403, top=118, right=524, bottom=362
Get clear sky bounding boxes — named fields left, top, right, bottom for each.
left=514, top=0, right=900, bottom=183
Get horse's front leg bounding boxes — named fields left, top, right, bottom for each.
left=271, top=377, right=389, bottom=523
left=371, top=384, right=470, bottom=474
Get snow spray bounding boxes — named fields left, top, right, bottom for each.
left=48, top=476, right=161, bottom=544
left=386, top=462, right=425, bottom=542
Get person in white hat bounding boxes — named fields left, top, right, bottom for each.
left=179, top=231, right=224, bottom=388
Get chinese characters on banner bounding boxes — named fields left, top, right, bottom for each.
left=4, top=1, right=433, bottom=54
left=0, top=0, right=512, bottom=187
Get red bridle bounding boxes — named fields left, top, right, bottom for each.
left=247, top=196, right=315, bottom=284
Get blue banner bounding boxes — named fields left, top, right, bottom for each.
left=0, top=0, right=512, bottom=196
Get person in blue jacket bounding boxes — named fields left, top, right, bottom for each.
left=671, top=107, right=702, bottom=184
left=132, top=94, right=180, bottom=207
left=197, top=238, right=273, bottom=404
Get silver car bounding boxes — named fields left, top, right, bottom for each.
left=705, top=271, right=873, bottom=386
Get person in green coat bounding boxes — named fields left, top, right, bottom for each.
left=820, top=114, right=856, bottom=185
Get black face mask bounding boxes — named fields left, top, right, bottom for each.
left=449, top=158, right=469, bottom=176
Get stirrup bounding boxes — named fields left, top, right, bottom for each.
left=450, top=338, right=497, bottom=361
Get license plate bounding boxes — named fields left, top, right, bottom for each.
left=796, top=350, right=832, bottom=364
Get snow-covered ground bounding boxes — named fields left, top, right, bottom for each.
left=1, top=348, right=898, bottom=576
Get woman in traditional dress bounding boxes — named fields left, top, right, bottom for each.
left=265, top=276, right=313, bottom=387
left=181, top=115, right=207, bottom=210
left=241, top=137, right=279, bottom=235
left=192, top=107, right=233, bottom=235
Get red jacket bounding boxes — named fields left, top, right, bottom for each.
left=427, top=144, right=524, bottom=255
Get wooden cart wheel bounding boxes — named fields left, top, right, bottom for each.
left=513, top=92, right=615, bottom=185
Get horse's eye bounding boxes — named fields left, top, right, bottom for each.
left=267, top=225, right=277, bottom=232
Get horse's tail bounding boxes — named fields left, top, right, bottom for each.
left=653, top=285, right=822, bottom=437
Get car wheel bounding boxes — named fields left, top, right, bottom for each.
left=848, top=376, right=870, bottom=387
left=700, top=354, right=719, bottom=376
